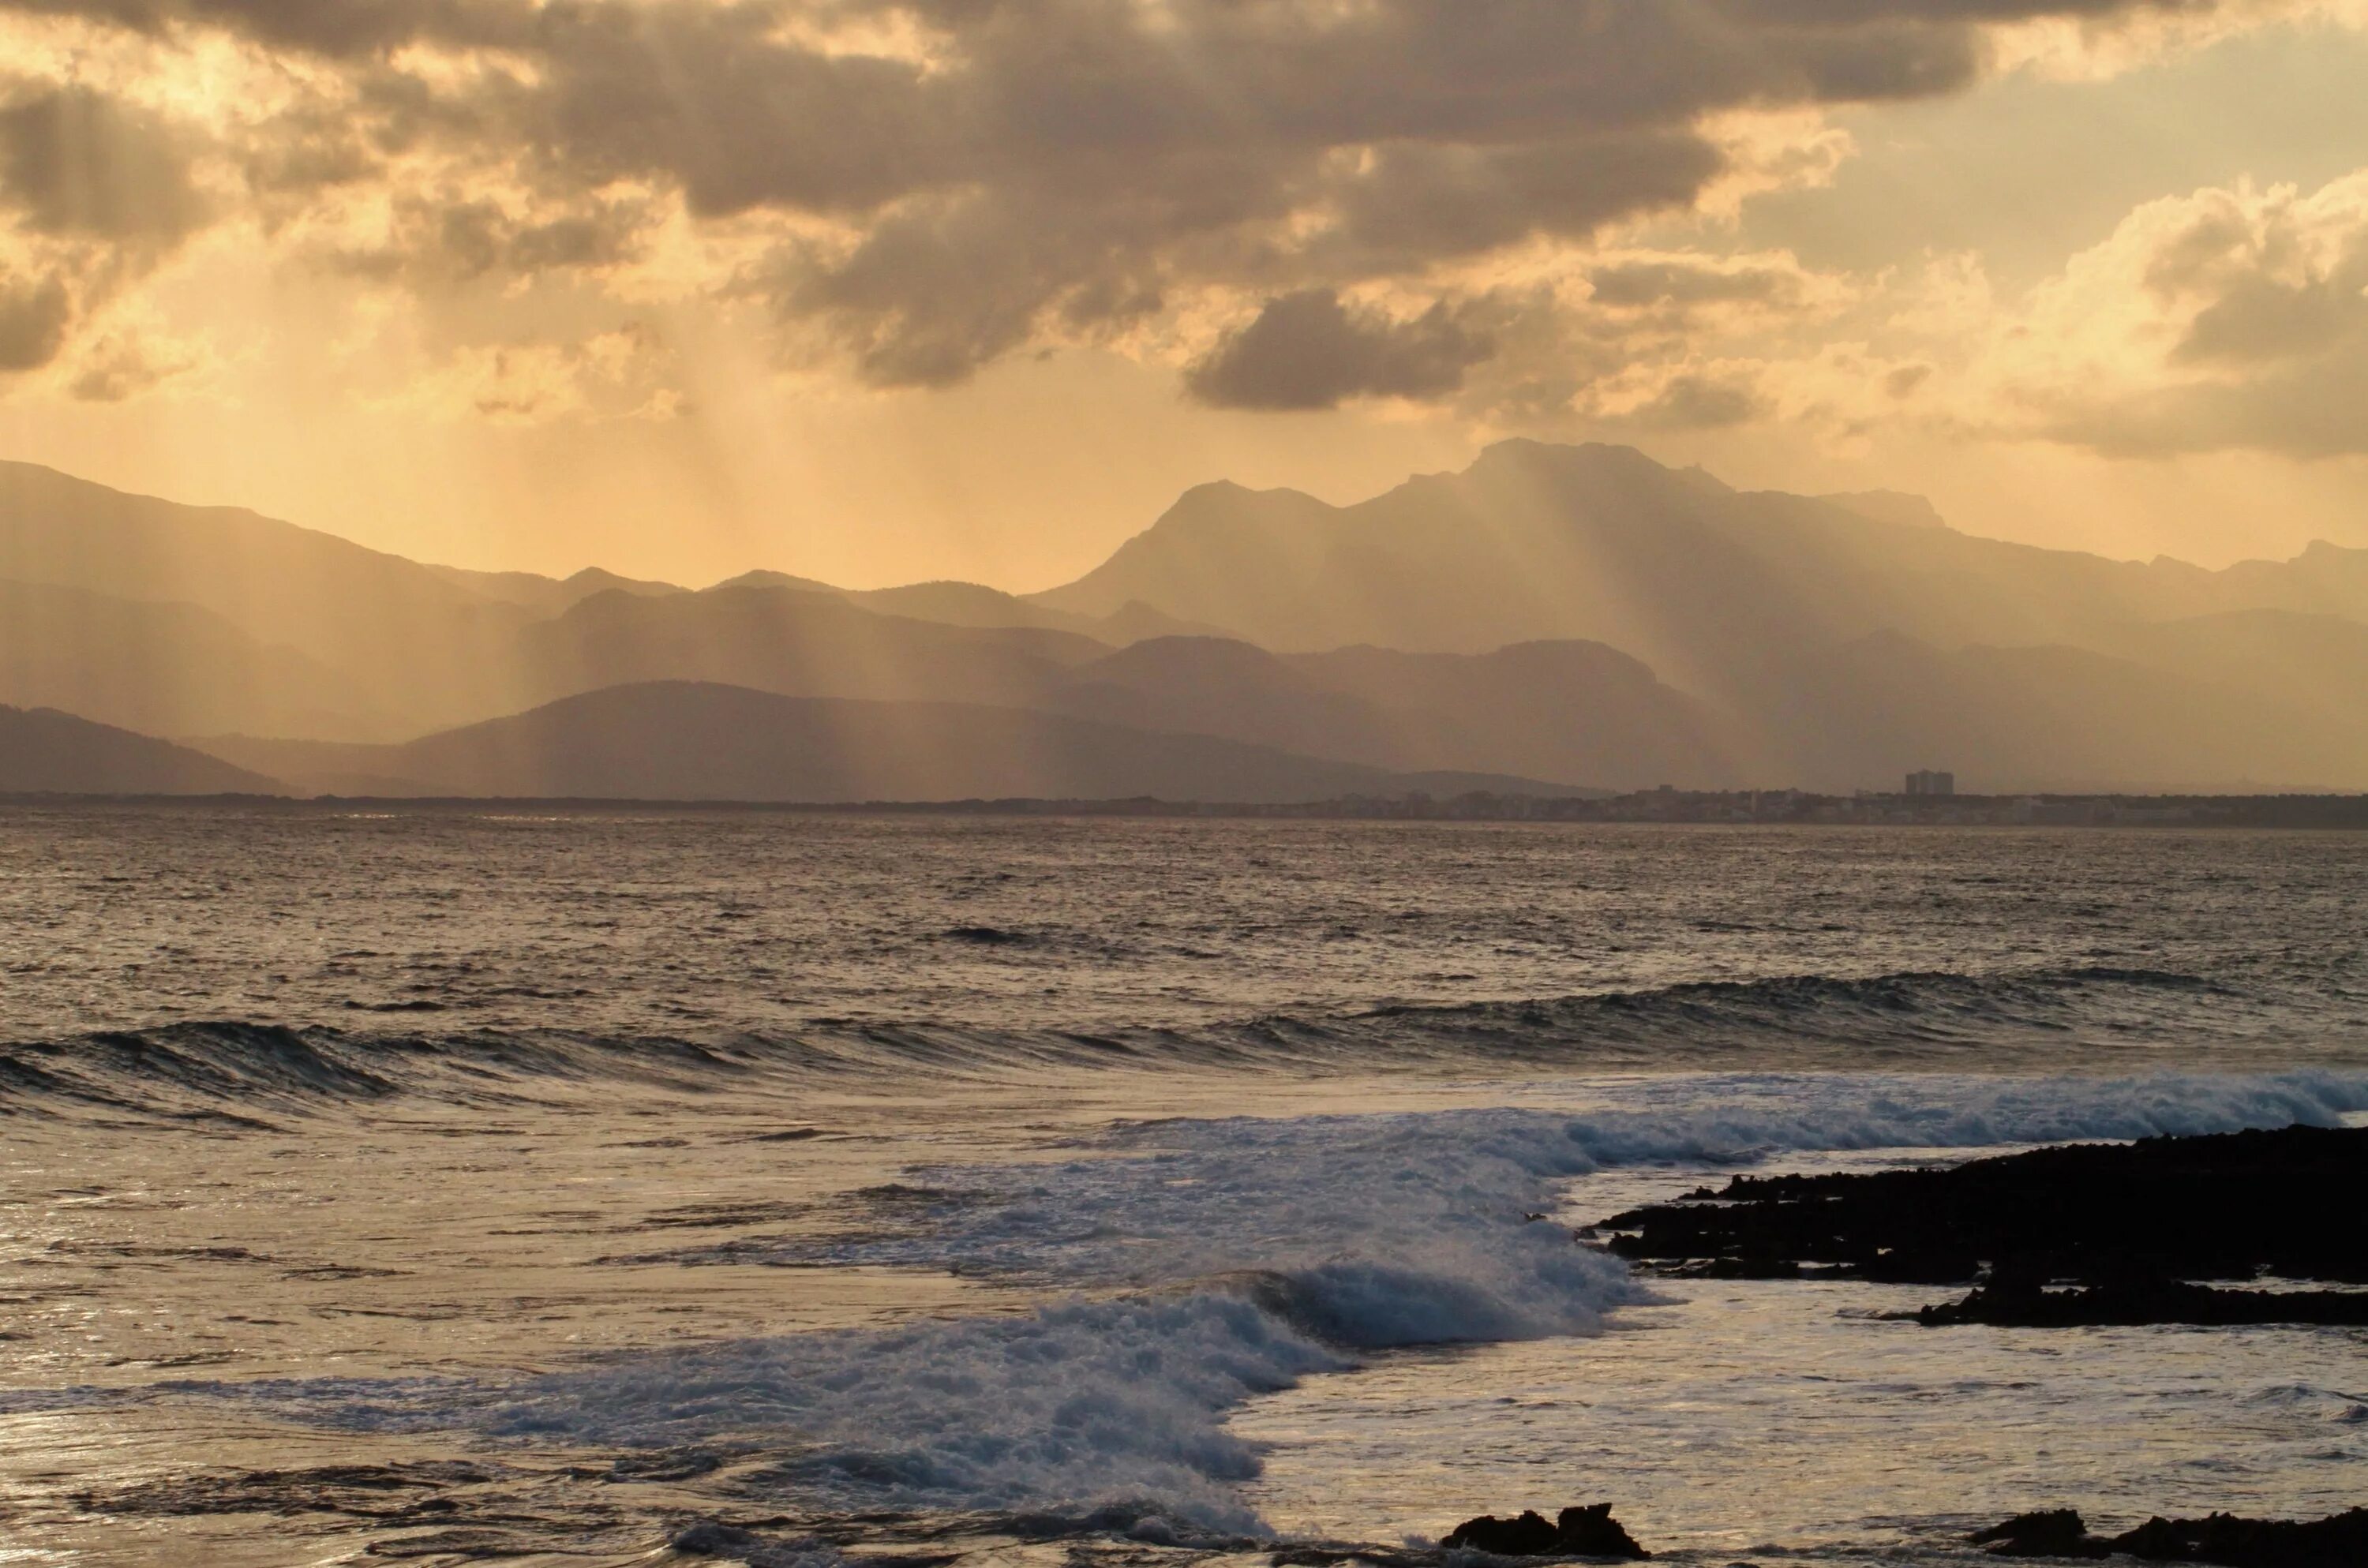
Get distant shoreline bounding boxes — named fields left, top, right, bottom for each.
left=4, top=788, right=2366, bottom=828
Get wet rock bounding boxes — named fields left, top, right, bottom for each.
left=1913, top=1278, right=2368, bottom=1329
left=1553, top=1505, right=1650, bottom=1560
left=1969, top=1509, right=2111, bottom=1558
left=1969, top=1507, right=2368, bottom=1566
left=1598, top=1124, right=2368, bottom=1324
left=1442, top=1503, right=1650, bottom=1559
left=2110, top=1506, right=2368, bottom=1566
left=1444, top=1510, right=1561, bottom=1555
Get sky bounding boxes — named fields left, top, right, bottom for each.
left=0, top=0, right=2363, bottom=590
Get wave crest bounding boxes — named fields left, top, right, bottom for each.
left=4, top=962, right=2346, bottom=1121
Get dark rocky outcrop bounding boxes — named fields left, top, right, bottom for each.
left=1915, top=1277, right=2368, bottom=1329
left=1598, top=1125, right=2368, bottom=1326
left=1970, top=1510, right=2112, bottom=1558
left=1441, top=1504, right=1649, bottom=1559
left=1971, top=1506, right=2368, bottom=1566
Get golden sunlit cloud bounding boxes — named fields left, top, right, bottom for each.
left=0, top=0, right=2360, bottom=582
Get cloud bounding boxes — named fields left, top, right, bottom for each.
left=0, top=84, right=208, bottom=247
left=1978, top=169, right=2368, bottom=456
left=1624, top=369, right=1771, bottom=428
left=1884, top=361, right=1934, bottom=397
left=1587, top=257, right=1813, bottom=310
left=64, top=325, right=199, bottom=400
left=328, top=192, right=653, bottom=289
left=1334, top=133, right=1726, bottom=264
left=0, top=268, right=68, bottom=369
left=1185, top=289, right=1493, bottom=410
left=0, top=83, right=218, bottom=393
left=0, top=0, right=2345, bottom=409
left=0, top=0, right=529, bottom=58
left=386, top=323, right=684, bottom=425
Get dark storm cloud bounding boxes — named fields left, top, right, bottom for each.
left=1587, top=259, right=1808, bottom=309
left=0, top=0, right=531, bottom=56
left=784, top=196, right=1070, bottom=387
left=0, top=85, right=207, bottom=247
left=1336, top=134, right=1727, bottom=264
left=0, top=0, right=2310, bottom=395
left=1630, top=370, right=1769, bottom=428
left=2172, top=235, right=2368, bottom=366
left=329, top=193, right=652, bottom=286
left=1185, top=289, right=1493, bottom=410
left=0, top=271, right=69, bottom=369
left=520, top=6, right=951, bottom=218
left=1714, top=0, right=2213, bottom=21
left=1884, top=362, right=1933, bottom=398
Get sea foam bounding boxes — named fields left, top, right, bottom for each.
left=231, top=1068, right=2368, bottom=1534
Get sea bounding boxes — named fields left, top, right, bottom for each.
left=1, top=804, right=2364, bottom=1566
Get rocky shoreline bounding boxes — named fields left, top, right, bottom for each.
left=1972, top=1506, right=2368, bottom=1565
left=1269, top=1502, right=2368, bottom=1566
left=1594, top=1123, right=2366, bottom=1326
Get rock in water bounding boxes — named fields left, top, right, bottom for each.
left=1969, top=1510, right=2111, bottom=1558
left=1599, top=1124, right=2368, bottom=1327
left=2111, top=1507, right=2368, bottom=1566
left=1441, top=1503, right=1650, bottom=1559
left=1443, top=1511, right=1562, bottom=1555
left=1969, top=1506, right=2368, bottom=1565
left=1554, top=1505, right=1650, bottom=1559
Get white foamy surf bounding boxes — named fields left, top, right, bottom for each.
left=201, top=1067, right=2368, bottom=1536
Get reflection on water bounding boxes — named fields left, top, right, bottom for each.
left=2, top=811, right=2365, bottom=1563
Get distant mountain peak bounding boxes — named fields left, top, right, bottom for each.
left=1467, top=438, right=1736, bottom=496
left=707, top=569, right=843, bottom=595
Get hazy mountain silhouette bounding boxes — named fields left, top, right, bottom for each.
left=0, top=578, right=398, bottom=740
left=2088, top=609, right=2368, bottom=731
left=1047, top=636, right=1738, bottom=791
left=426, top=564, right=685, bottom=616
left=0, top=704, right=281, bottom=795
left=1026, top=440, right=2368, bottom=788
left=201, top=682, right=1583, bottom=803
left=509, top=585, right=1111, bottom=712
left=716, top=571, right=1229, bottom=643
left=0, top=462, right=549, bottom=731
left=13, top=445, right=2368, bottom=793
left=1034, top=440, right=2368, bottom=674
left=1724, top=631, right=2366, bottom=791
left=482, top=590, right=1737, bottom=790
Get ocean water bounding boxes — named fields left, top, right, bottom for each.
left=1, top=806, right=2364, bottom=1566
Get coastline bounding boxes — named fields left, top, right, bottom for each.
left=3, top=788, right=2368, bottom=827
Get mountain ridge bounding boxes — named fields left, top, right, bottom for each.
left=0, top=704, right=283, bottom=795
left=200, top=681, right=1588, bottom=804
left=8, top=443, right=2368, bottom=793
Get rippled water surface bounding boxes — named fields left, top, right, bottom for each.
left=2, top=806, right=2364, bottom=1565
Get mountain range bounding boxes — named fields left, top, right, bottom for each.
left=200, top=683, right=1580, bottom=804
left=0, top=705, right=276, bottom=795
left=2, top=443, right=2364, bottom=799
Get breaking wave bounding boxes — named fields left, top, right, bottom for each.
left=158, top=1068, right=2368, bottom=1534
left=2, top=962, right=2352, bottom=1121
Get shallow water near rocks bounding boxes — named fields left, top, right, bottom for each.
left=2, top=808, right=2366, bottom=1565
